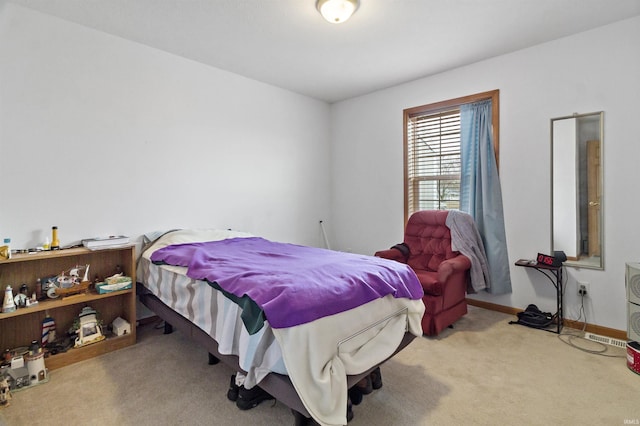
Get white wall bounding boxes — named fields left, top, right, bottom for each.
left=329, top=16, right=640, bottom=331
left=2, top=4, right=638, bottom=332
left=0, top=4, right=331, bottom=250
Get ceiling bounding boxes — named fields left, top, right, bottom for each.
left=8, top=0, right=640, bottom=103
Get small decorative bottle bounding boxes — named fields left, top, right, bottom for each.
left=35, top=278, right=42, bottom=300
left=51, top=226, right=60, bottom=250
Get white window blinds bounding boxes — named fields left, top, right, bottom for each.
left=406, top=108, right=461, bottom=214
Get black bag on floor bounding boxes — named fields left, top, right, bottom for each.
left=509, top=304, right=553, bottom=329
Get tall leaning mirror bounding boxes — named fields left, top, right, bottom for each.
left=551, top=111, right=603, bottom=269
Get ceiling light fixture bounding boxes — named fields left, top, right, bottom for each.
left=316, top=0, right=360, bottom=24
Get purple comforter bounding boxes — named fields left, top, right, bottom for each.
left=150, top=237, right=423, bottom=328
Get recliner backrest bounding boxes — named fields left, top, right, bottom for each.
left=404, top=210, right=459, bottom=272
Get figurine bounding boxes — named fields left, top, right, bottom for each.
left=73, top=307, right=104, bottom=348
left=2, top=286, right=15, bottom=313
left=0, top=243, right=9, bottom=261
left=42, top=316, right=56, bottom=347
left=0, top=376, right=11, bottom=407
left=50, top=264, right=91, bottom=298
left=13, top=284, right=28, bottom=309
left=40, top=277, right=59, bottom=299
left=25, top=341, right=47, bottom=384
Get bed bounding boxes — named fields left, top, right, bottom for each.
left=136, top=229, right=425, bottom=426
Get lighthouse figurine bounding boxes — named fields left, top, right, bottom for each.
left=2, top=285, right=16, bottom=313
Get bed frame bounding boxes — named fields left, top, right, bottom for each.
left=137, top=283, right=416, bottom=425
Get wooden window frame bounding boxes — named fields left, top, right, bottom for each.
left=403, top=89, right=499, bottom=223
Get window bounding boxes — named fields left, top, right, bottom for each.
left=403, top=90, right=499, bottom=221
left=405, top=108, right=462, bottom=212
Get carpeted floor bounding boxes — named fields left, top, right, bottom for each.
left=1, top=306, right=639, bottom=425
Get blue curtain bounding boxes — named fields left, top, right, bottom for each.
left=460, top=100, right=512, bottom=294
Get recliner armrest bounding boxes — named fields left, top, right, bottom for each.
left=374, top=247, right=408, bottom=263
left=437, top=255, right=472, bottom=283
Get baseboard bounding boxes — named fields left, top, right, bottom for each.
left=562, top=319, right=628, bottom=341
left=466, top=298, right=518, bottom=316
left=466, top=298, right=628, bottom=341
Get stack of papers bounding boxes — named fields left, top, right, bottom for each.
left=82, top=235, right=129, bottom=249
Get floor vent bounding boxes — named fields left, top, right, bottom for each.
left=583, top=332, right=627, bottom=349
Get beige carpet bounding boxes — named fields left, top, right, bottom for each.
left=1, top=306, right=639, bottom=426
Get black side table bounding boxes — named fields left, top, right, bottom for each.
left=515, top=259, right=564, bottom=334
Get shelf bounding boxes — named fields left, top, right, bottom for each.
left=1, top=245, right=136, bottom=370
left=0, top=245, right=134, bottom=264
left=0, top=289, right=132, bottom=319
left=44, top=333, right=136, bottom=371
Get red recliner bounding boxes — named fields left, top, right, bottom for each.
left=375, top=210, right=471, bottom=336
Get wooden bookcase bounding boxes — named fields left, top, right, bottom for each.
left=0, top=246, right=136, bottom=370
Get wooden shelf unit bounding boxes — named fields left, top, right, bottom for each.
left=0, top=246, right=136, bottom=370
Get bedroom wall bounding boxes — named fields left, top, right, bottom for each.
left=328, top=16, right=640, bottom=331
left=0, top=3, right=331, bottom=250
left=2, top=4, right=638, bottom=333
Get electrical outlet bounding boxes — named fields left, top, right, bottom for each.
left=578, top=281, right=589, bottom=297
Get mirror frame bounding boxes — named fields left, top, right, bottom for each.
left=550, top=111, right=604, bottom=270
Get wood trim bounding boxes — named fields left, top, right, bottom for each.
left=403, top=110, right=409, bottom=221
left=403, top=89, right=500, bottom=223
left=561, top=319, right=627, bottom=341
left=466, top=298, right=627, bottom=340
left=466, top=298, right=519, bottom=316
left=403, top=90, right=499, bottom=117
left=45, top=334, right=135, bottom=370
